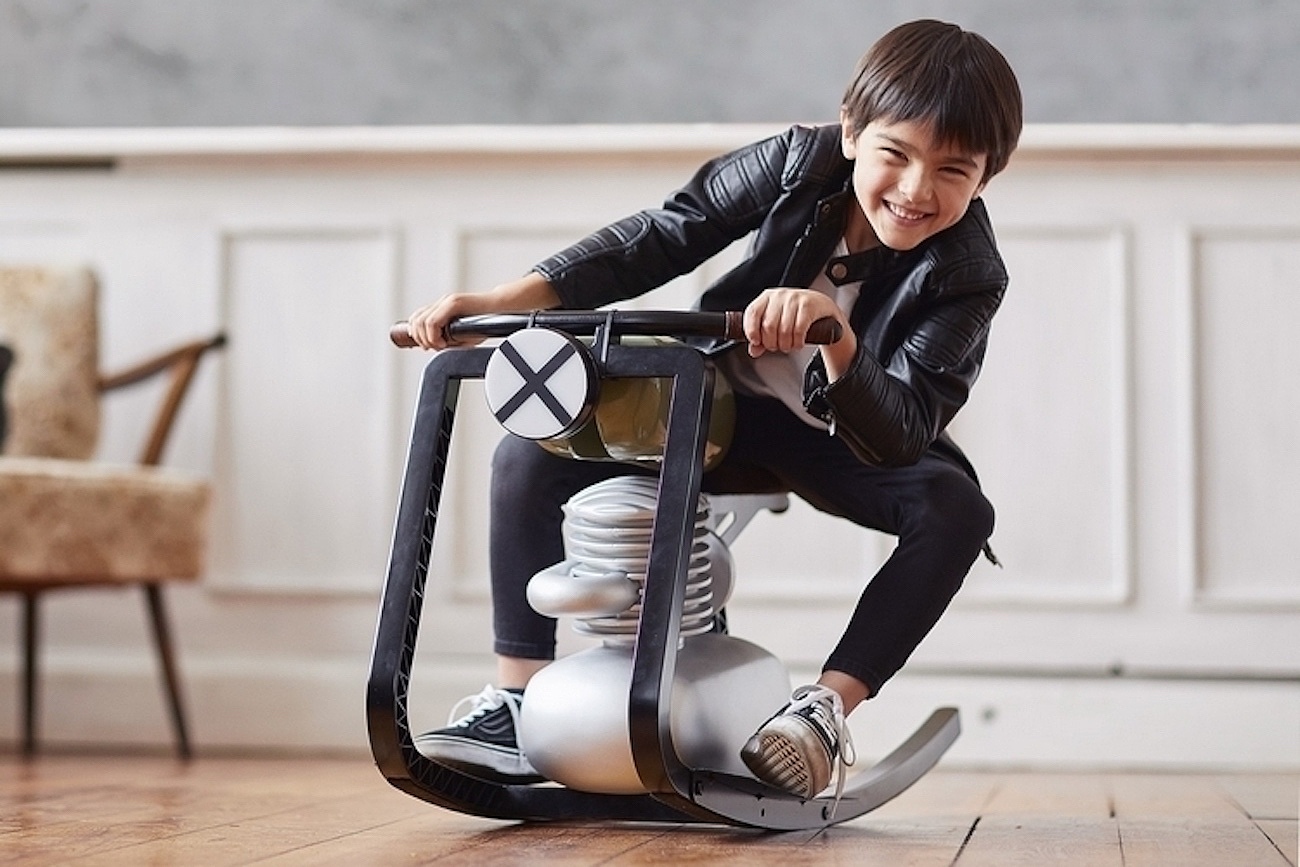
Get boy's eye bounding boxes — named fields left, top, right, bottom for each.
left=879, top=147, right=906, bottom=161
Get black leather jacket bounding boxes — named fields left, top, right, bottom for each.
left=534, top=123, right=1008, bottom=476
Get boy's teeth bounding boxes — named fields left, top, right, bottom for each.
left=888, top=202, right=925, bottom=220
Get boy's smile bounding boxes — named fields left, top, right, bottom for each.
left=840, top=115, right=988, bottom=252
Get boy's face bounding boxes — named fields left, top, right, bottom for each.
left=840, top=113, right=988, bottom=251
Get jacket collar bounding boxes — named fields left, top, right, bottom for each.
left=825, top=245, right=913, bottom=286
left=786, top=185, right=923, bottom=289
left=779, top=187, right=853, bottom=287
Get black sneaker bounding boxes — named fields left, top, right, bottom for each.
left=740, top=684, right=856, bottom=800
left=414, top=685, right=544, bottom=784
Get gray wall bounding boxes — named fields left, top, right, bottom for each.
left=4, top=0, right=1300, bottom=127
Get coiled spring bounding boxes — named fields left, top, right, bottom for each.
left=560, top=476, right=718, bottom=641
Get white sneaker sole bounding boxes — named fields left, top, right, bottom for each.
left=740, top=715, right=832, bottom=798
left=415, top=733, right=544, bottom=784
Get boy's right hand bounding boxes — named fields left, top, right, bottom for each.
left=405, top=292, right=495, bottom=351
left=404, top=273, right=563, bottom=351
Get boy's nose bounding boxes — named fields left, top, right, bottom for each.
left=897, top=167, right=933, bottom=203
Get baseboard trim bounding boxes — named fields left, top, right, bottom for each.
left=2, top=654, right=1295, bottom=770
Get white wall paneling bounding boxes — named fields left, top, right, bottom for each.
left=953, top=225, right=1134, bottom=608
left=212, top=226, right=403, bottom=595
left=1182, top=227, right=1300, bottom=610
left=0, top=126, right=1296, bottom=768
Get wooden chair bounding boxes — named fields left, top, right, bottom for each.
left=0, top=266, right=225, bottom=758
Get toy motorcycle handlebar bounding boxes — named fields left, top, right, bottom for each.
left=389, top=310, right=843, bottom=348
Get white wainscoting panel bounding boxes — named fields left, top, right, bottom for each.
left=1185, top=228, right=1300, bottom=609
left=212, top=227, right=402, bottom=594
left=954, top=226, right=1133, bottom=607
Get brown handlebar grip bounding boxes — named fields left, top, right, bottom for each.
left=722, top=311, right=745, bottom=341
left=805, top=317, right=844, bottom=345
left=722, top=312, right=843, bottom=345
left=390, top=322, right=417, bottom=347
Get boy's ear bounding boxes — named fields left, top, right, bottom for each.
left=839, top=107, right=858, bottom=159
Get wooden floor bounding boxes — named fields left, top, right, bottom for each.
left=1, top=753, right=1295, bottom=866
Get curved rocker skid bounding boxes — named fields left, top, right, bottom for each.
left=684, top=707, right=961, bottom=830
left=371, top=710, right=959, bottom=827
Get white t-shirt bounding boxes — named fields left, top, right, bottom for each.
left=715, top=239, right=862, bottom=430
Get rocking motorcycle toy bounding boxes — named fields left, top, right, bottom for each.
left=368, top=310, right=960, bottom=829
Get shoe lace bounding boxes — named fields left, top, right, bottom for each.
left=788, top=685, right=857, bottom=815
left=447, top=684, right=526, bottom=733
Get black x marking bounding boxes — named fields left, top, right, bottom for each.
left=493, top=338, right=581, bottom=429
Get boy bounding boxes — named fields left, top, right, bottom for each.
left=405, top=19, right=1023, bottom=798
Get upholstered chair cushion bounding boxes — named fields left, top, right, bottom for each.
left=0, top=457, right=210, bottom=586
left=0, top=267, right=100, bottom=459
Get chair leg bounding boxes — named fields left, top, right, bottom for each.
left=20, top=591, right=39, bottom=757
left=143, top=584, right=193, bottom=760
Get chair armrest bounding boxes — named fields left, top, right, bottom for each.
left=99, top=333, right=227, bottom=466
left=99, top=334, right=227, bottom=391
left=0, top=343, right=12, bottom=450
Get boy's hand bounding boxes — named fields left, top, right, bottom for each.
left=744, top=288, right=857, bottom=380
left=406, top=292, right=494, bottom=350
left=405, top=272, right=562, bottom=351
left=742, top=288, right=845, bottom=349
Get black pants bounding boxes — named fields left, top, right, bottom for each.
left=489, top=393, right=994, bottom=696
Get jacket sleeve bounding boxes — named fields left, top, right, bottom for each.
left=804, top=254, right=1006, bottom=467
left=532, top=130, right=799, bottom=310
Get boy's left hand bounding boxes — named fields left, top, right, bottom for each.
left=744, top=288, right=840, bottom=355
left=743, top=288, right=852, bottom=356
left=744, top=288, right=855, bottom=377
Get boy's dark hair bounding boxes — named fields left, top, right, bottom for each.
left=841, top=19, right=1023, bottom=180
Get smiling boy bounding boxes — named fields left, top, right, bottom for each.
left=406, top=19, right=1023, bottom=799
